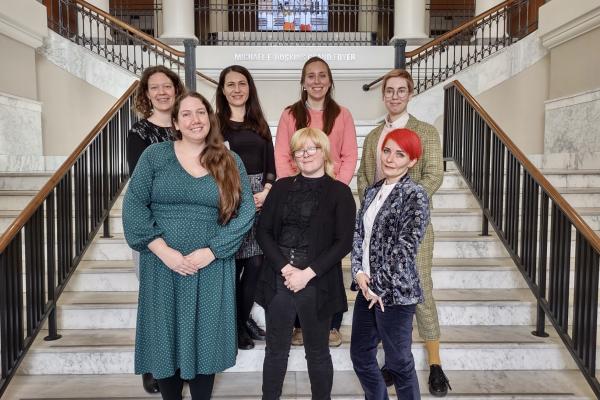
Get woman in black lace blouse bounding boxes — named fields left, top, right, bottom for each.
left=216, top=65, right=275, bottom=350
left=255, top=127, right=355, bottom=400
left=125, top=65, right=185, bottom=395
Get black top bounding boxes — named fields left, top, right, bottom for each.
left=126, top=119, right=172, bottom=173
left=279, top=175, right=325, bottom=250
left=255, top=174, right=356, bottom=319
left=222, top=121, right=276, bottom=185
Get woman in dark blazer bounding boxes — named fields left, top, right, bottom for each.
left=350, top=128, right=430, bottom=400
left=255, top=127, right=356, bottom=400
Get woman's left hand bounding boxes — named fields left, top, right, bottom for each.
left=253, top=189, right=269, bottom=210
left=184, top=248, right=216, bottom=270
left=365, top=293, right=385, bottom=312
left=284, top=267, right=316, bottom=292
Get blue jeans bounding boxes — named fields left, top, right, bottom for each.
left=350, top=292, right=420, bottom=400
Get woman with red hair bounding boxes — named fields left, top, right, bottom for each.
left=350, top=128, right=430, bottom=400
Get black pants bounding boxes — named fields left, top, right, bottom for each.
left=156, top=370, right=215, bottom=400
left=294, top=312, right=343, bottom=331
left=262, top=279, right=332, bottom=400
left=236, top=255, right=263, bottom=324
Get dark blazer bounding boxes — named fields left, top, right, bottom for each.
left=255, top=174, right=356, bottom=320
left=351, top=174, right=430, bottom=306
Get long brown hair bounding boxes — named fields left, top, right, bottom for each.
left=134, top=65, right=185, bottom=118
left=172, top=92, right=241, bottom=225
left=287, top=57, right=341, bottom=135
left=216, top=65, right=271, bottom=141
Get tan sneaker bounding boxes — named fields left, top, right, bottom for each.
left=329, top=328, right=342, bottom=347
left=291, top=327, right=303, bottom=346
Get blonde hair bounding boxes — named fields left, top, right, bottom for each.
left=289, top=127, right=335, bottom=178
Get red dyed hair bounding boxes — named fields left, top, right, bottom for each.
left=381, top=128, right=422, bottom=160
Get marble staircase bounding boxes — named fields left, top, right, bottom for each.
left=1, top=167, right=599, bottom=399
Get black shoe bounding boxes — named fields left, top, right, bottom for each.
left=380, top=366, right=393, bottom=387
left=238, top=323, right=255, bottom=350
left=246, top=318, right=266, bottom=341
left=428, top=364, right=451, bottom=397
left=142, top=372, right=160, bottom=394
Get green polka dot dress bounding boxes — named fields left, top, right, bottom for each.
left=122, top=141, right=255, bottom=380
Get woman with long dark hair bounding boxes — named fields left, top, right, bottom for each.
left=123, top=92, right=255, bottom=400
left=216, top=65, right=275, bottom=350
left=274, top=56, right=358, bottom=346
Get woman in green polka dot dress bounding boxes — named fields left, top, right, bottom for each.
left=123, top=91, right=255, bottom=400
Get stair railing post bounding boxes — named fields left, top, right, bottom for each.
left=184, top=38, right=199, bottom=91
left=392, top=39, right=407, bottom=69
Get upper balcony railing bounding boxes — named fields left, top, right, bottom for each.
left=42, top=0, right=216, bottom=87
left=363, top=0, right=542, bottom=93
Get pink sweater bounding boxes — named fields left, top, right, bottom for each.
left=274, top=106, right=358, bottom=185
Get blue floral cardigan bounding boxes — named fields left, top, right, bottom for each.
left=351, top=174, right=430, bottom=306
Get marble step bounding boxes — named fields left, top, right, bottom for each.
left=0, top=171, right=53, bottom=190
left=53, top=288, right=541, bottom=329
left=19, top=325, right=579, bottom=375
left=83, top=232, right=511, bottom=261
left=5, top=370, right=594, bottom=399
left=104, top=207, right=487, bottom=234
left=0, top=189, right=37, bottom=210
left=69, top=257, right=529, bottom=292
left=540, top=169, right=600, bottom=189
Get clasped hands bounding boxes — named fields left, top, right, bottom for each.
left=150, top=239, right=215, bottom=276
left=355, top=273, right=385, bottom=312
left=281, top=264, right=316, bottom=293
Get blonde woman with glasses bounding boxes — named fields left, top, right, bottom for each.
left=256, top=128, right=356, bottom=400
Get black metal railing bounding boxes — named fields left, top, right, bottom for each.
left=443, top=80, right=600, bottom=398
left=194, top=0, right=393, bottom=45
left=44, top=0, right=183, bottom=76
left=0, top=82, right=139, bottom=398
left=42, top=0, right=216, bottom=88
left=363, top=0, right=541, bottom=93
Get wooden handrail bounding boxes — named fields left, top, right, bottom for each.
left=445, top=79, right=600, bottom=254
left=405, top=0, right=514, bottom=57
left=196, top=70, right=218, bottom=86
left=0, top=81, right=139, bottom=253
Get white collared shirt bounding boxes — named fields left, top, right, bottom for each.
left=357, top=181, right=396, bottom=295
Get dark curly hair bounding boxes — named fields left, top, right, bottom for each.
left=134, top=66, right=185, bottom=118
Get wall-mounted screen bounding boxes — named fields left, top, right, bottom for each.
left=258, top=0, right=329, bottom=31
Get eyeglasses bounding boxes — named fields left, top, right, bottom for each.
left=384, top=88, right=410, bottom=99
left=293, top=146, right=321, bottom=158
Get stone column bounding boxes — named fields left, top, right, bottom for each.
left=160, top=0, right=196, bottom=43
left=392, top=0, right=428, bottom=40
left=358, top=0, right=378, bottom=38
left=209, top=0, right=228, bottom=33
left=78, top=0, right=111, bottom=39
left=476, top=0, right=505, bottom=38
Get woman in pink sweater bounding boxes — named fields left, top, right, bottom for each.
left=275, top=56, right=358, bottom=185
left=274, top=56, right=358, bottom=347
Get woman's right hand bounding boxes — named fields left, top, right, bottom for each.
left=148, top=238, right=196, bottom=276
left=159, top=247, right=197, bottom=276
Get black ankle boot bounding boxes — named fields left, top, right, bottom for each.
left=142, top=372, right=160, bottom=393
left=246, top=318, right=266, bottom=341
left=428, top=364, right=451, bottom=397
left=238, top=323, right=255, bottom=350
